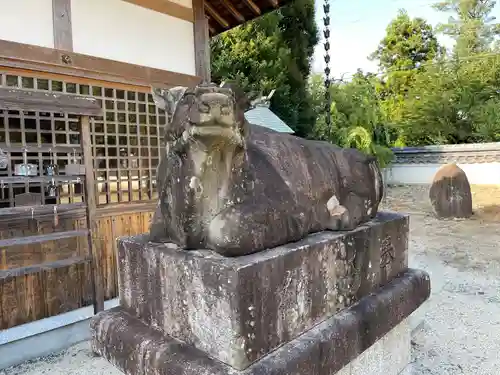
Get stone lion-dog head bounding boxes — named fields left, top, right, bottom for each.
left=151, top=83, right=251, bottom=156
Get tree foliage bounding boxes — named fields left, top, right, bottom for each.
left=400, top=53, right=500, bottom=144
left=310, top=71, right=395, bottom=167
left=210, top=0, right=318, bottom=137
left=370, top=10, right=442, bottom=73
left=310, top=0, right=500, bottom=153
left=370, top=10, right=443, bottom=124
left=433, top=0, right=500, bottom=57
left=213, top=0, right=500, bottom=165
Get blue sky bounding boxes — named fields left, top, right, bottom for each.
left=312, top=0, right=500, bottom=77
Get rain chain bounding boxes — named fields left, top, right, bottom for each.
left=323, top=0, right=332, bottom=134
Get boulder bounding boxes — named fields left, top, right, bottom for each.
left=429, top=163, right=473, bottom=218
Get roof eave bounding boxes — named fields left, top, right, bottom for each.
left=206, top=0, right=295, bottom=37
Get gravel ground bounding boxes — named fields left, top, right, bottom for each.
left=2, top=184, right=500, bottom=375
left=384, top=185, right=500, bottom=375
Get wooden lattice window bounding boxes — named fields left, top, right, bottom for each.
left=0, top=72, right=165, bottom=206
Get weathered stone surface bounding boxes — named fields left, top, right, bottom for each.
left=91, top=268, right=430, bottom=375
left=149, top=83, right=384, bottom=256
left=117, top=212, right=408, bottom=370
left=429, top=163, right=473, bottom=218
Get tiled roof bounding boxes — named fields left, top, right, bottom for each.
left=244, top=106, right=295, bottom=134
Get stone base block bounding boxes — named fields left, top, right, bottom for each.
left=91, top=269, right=430, bottom=375
left=116, top=212, right=409, bottom=369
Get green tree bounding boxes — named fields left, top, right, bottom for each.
left=370, top=10, right=442, bottom=97
left=368, top=10, right=443, bottom=145
left=339, top=126, right=394, bottom=168
left=433, top=0, right=500, bottom=57
left=309, top=71, right=394, bottom=167
left=370, top=10, right=442, bottom=72
left=210, top=0, right=318, bottom=137
left=453, top=54, right=500, bottom=142
left=400, top=53, right=500, bottom=145
left=307, top=73, right=327, bottom=134
left=310, top=71, right=383, bottom=142
left=399, top=62, right=459, bottom=145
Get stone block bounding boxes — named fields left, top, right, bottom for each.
left=91, top=268, right=431, bottom=375
left=117, top=212, right=409, bottom=370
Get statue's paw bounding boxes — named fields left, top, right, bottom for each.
left=207, top=208, right=247, bottom=256
left=326, top=195, right=351, bottom=230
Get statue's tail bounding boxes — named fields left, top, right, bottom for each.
left=368, top=158, right=384, bottom=206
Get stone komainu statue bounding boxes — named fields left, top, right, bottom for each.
left=149, top=83, right=384, bottom=257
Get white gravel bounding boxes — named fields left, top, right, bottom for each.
left=2, top=186, right=500, bottom=374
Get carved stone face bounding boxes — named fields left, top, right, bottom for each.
left=151, top=84, right=249, bottom=153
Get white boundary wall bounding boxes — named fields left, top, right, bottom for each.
left=386, top=142, right=500, bottom=185
left=385, top=163, right=500, bottom=185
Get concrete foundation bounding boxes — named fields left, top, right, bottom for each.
left=91, top=212, right=430, bottom=375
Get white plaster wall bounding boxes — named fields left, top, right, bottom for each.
left=0, top=0, right=54, bottom=48
left=71, top=0, right=196, bottom=75
left=385, top=163, right=500, bottom=185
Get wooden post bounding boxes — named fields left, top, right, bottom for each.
left=81, top=115, right=104, bottom=313
left=193, top=0, right=211, bottom=83
left=52, top=0, right=74, bottom=51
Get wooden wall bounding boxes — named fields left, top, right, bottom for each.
left=0, top=206, right=155, bottom=329
left=0, top=69, right=161, bottom=329
left=0, top=211, right=91, bottom=328
left=96, top=207, right=154, bottom=301
left=1, top=259, right=93, bottom=329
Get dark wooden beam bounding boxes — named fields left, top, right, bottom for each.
left=52, top=0, right=73, bottom=51
left=204, top=2, right=230, bottom=29
left=0, top=39, right=201, bottom=89
left=81, top=115, right=104, bottom=313
left=1, top=66, right=157, bottom=93
left=0, top=230, right=89, bottom=248
left=0, top=203, right=85, bottom=217
left=0, top=257, right=90, bottom=279
left=220, top=0, right=245, bottom=23
left=0, top=176, right=85, bottom=184
left=95, top=201, right=157, bottom=218
left=193, top=0, right=211, bottom=83
left=0, top=144, right=82, bottom=153
left=241, top=0, right=261, bottom=15
left=0, top=87, right=102, bottom=116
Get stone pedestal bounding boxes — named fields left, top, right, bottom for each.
left=91, top=212, right=430, bottom=375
